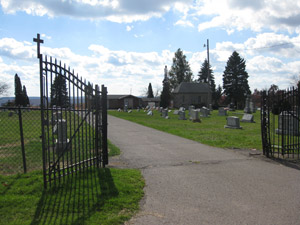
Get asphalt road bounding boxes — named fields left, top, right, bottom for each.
left=107, top=115, right=300, bottom=225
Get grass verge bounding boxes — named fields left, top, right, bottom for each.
left=0, top=167, right=144, bottom=225
left=108, top=109, right=262, bottom=150
left=108, top=139, right=121, bottom=157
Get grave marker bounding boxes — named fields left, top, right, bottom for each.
left=241, top=114, right=255, bottom=123
left=225, top=116, right=242, bottom=129
left=218, top=107, right=227, bottom=116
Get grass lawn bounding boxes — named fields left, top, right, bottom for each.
left=0, top=167, right=144, bottom=225
left=0, top=110, right=120, bottom=175
left=108, top=109, right=263, bottom=150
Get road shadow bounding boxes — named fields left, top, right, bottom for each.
left=30, top=168, right=118, bottom=225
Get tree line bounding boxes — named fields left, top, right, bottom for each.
left=158, top=48, right=251, bottom=109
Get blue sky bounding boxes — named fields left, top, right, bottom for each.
left=0, top=0, right=300, bottom=97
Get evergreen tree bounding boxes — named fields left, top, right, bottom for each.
left=50, top=75, right=69, bottom=108
left=223, top=51, right=250, bottom=108
left=147, top=83, right=154, bottom=98
left=215, top=84, right=222, bottom=106
left=160, top=80, right=171, bottom=108
left=198, top=59, right=216, bottom=103
left=169, top=48, right=193, bottom=90
left=14, top=74, right=23, bottom=106
left=22, top=85, right=30, bottom=106
left=85, top=82, right=94, bottom=109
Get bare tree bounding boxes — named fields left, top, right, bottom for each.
left=289, top=74, right=300, bottom=87
left=0, top=82, right=9, bottom=96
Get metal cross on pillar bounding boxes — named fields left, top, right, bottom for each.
left=33, top=33, right=44, bottom=58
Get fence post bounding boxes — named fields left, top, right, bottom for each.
left=18, top=107, right=27, bottom=173
left=101, top=85, right=108, bottom=166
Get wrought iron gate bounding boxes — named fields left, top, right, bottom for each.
left=261, top=86, right=299, bottom=159
left=34, top=34, right=108, bottom=188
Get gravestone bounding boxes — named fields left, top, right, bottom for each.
left=250, top=101, right=256, bottom=113
left=179, top=107, right=185, bottom=112
left=173, top=110, right=179, bottom=115
left=225, top=116, right=242, bottom=129
left=137, top=108, right=140, bottom=112
left=147, top=110, right=153, bottom=116
left=190, top=109, right=201, bottom=122
left=188, top=105, right=195, bottom=116
left=8, top=111, right=13, bottom=117
left=200, top=107, right=210, bottom=117
left=55, top=119, right=69, bottom=154
left=244, top=96, right=251, bottom=113
left=178, top=110, right=186, bottom=120
left=218, top=107, right=227, bottom=116
left=276, top=111, right=299, bottom=136
left=128, top=110, right=132, bottom=113
left=124, top=105, right=128, bottom=112
left=162, top=109, right=168, bottom=118
left=209, top=104, right=212, bottom=111
left=118, top=108, right=121, bottom=112
left=241, top=114, right=255, bottom=123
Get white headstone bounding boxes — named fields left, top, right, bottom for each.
left=241, top=114, right=255, bottom=123
left=173, top=110, right=179, bottom=115
left=200, top=107, right=209, bottom=117
left=188, top=105, right=195, bottom=116
left=191, top=109, right=201, bottom=122
left=225, top=116, right=242, bottom=129
left=147, top=110, right=153, bottom=116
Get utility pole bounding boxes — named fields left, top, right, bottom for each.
left=206, top=39, right=210, bottom=83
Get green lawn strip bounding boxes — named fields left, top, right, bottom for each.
left=0, top=168, right=144, bottom=225
left=108, top=110, right=262, bottom=150
left=1, top=110, right=121, bottom=174
left=108, top=139, right=121, bottom=157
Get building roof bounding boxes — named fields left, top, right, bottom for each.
left=141, top=97, right=161, bottom=102
left=173, top=82, right=212, bottom=94
left=107, top=94, right=141, bottom=100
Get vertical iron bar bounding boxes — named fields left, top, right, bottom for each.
left=40, top=54, right=47, bottom=189
left=45, top=56, right=51, bottom=185
left=18, top=107, right=27, bottom=173
left=95, top=85, right=100, bottom=168
left=102, top=85, right=108, bottom=166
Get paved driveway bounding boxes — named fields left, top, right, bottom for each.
left=108, top=115, right=300, bottom=225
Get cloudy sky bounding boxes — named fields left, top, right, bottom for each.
left=1, top=0, right=300, bottom=97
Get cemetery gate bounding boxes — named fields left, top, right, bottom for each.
left=261, top=86, right=299, bottom=159
left=34, top=34, right=108, bottom=188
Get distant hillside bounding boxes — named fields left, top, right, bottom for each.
left=0, top=97, right=40, bottom=106
left=0, top=97, right=85, bottom=107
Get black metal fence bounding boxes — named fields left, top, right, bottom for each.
left=0, top=107, right=42, bottom=175
left=261, top=86, right=299, bottom=159
left=35, top=33, right=108, bottom=188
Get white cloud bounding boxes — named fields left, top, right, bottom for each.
left=1, top=35, right=299, bottom=97
left=0, top=0, right=193, bottom=23
left=0, top=37, right=173, bottom=97
left=174, top=19, right=194, bottom=28
left=195, top=0, right=300, bottom=33
left=126, top=25, right=133, bottom=31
